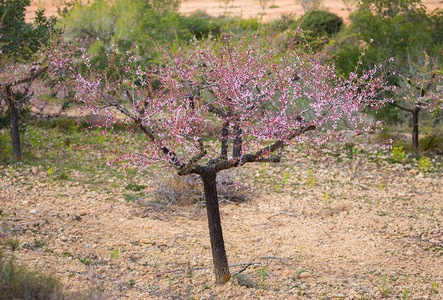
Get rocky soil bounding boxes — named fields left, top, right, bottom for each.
left=1, top=129, right=442, bottom=299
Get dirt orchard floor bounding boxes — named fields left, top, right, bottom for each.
left=0, top=133, right=442, bottom=299
left=26, top=0, right=443, bottom=22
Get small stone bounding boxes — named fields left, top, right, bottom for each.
left=79, top=210, right=87, bottom=216
left=30, top=209, right=37, bottom=214
left=299, top=272, right=311, bottom=278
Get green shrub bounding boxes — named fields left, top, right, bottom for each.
left=0, top=250, right=100, bottom=299
left=0, top=250, right=64, bottom=299
left=180, top=11, right=221, bottom=39
left=300, top=9, right=343, bottom=37
left=419, top=134, right=443, bottom=154
left=392, top=146, right=406, bottom=163
left=418, top=156, right=432, bottom=172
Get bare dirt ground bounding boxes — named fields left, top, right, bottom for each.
left=26, top=0, right=443, bottom=22
left=1, top=128, right=442, bottom=299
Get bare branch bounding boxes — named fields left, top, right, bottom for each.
left=389, top=102, right=413, bottom=112
left=3, top=66, right=48, bottom=88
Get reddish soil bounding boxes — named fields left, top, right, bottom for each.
left=26, top=0, right=443, bottom=22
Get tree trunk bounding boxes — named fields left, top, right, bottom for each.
left=221, top=120, right=229, bottom=159
left=412, top=107, right=420, bottom=151
left=200, top=170, right=230, bottom=284
left=233, top=125, right=242, bottom=159
left=5, top=87, right=22, bottom=161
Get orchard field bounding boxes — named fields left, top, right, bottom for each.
left=1, top=123, right=442, bottom=299
left=2, top=0, right=443, bottom=299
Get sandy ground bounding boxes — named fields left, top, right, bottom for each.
left=1, top=131, right=442, bottom=299
left=26, top=0, right=443, bottom=22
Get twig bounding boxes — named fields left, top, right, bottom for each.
left=232, top=262, right=263, bottom=275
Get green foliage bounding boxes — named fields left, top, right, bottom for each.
left=377, top=275, right=391, bottom=297
left=418, top=156, right=432, bottom=172
left=63, top=0, right=219, bottom=62
left=337, top=0, right=441, bottom=72
left=216, top=16, right=261, bottom=35
left=307, top=169, right=316, bottom=186
left=392, top=146, right=406, bottom=162
left=234, top=273, right=259, bottom=288
left=48, top=167, right=55, bottom=184
left=110, top=249, right=118, bottom=259
left=0, top=131, right=12, bottom=162
left=0, top=250, right=62, bottom=299
left=300, top=9, right=343, bottom=38
left=419, top=134, right=443, bottom=154
left=171, top=11, right=221, bottom=40
left=0, top=249, right=100, bottom=299
left=0, top=0, right=58, bottom=59
left=403, top=287, right=409, bottom=299
left=125, top=183, right=147, bottom=191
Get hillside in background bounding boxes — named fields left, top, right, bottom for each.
left=25, top=0, right=443, bottom=22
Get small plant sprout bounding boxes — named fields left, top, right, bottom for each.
left=283, top=171, right=290, bottom=186
left=322, top=192, right=330, bottom=206
left=403, top=287, right=409, bottom=299
left=307, top=169, right=316, bottom=187
left=392, top=146, right=406, bottom=163
left=430, top=281, right=438, bottom=294
left=378, top=275, right=391, bottom=297
left=48, top=167, right=55, bottom=184
left=128, top=279, right=135, bottom=287
left=299, top=246, right=305, bottom=261
left=259, top=164, right=266, bottom=182
left=110, top=249, right=118, bottom=259
left=9, top=166, right=13, bottom=177
left=167, top=275, right=172, bottom=288
left=418, top=156, right=432, bottom=172
left=256, top=266, right=268, bottom=289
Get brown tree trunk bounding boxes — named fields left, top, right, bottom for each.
left=232, top=125, right=242, bottom=159
left=221, top=120, right=229, bottom=159
left=412, top=107, right=420, bottom=151
left=200, top=170, right=230, bottom=284
left=5, top=87, right=22, bottom=161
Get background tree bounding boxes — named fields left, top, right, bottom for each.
left=390, top=54, right=442, bottom=150
left=53, top=30, right=391, bottom=283
left=294, top=0, right=323, bottom=13
left=218, top=0, right=235, bottom=15
left=0, top=0, right=59, bottom=161
left=62, top=0, right=219, bottom=58
left=334, top=0, right=442, bottom=150
left=339, top=0, right=357, bottom=11
left=255, top=0, right=269, bottom=15
left=299, top=9, right=343, bottom=38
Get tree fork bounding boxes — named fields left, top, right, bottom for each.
left=200, top=169, right=230, bottom=284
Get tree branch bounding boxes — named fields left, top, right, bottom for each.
left=209, top=123, right=316, bottom=173
left=178, top=139, right=207, bottom=176
left=3, top=66, right=48, bottom=88
left=389, top=102, right=413, bottom=112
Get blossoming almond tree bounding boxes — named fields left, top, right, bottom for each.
left=55, top=32, right=390, bottom=284
left=389, top=53, right=443, bottom=150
